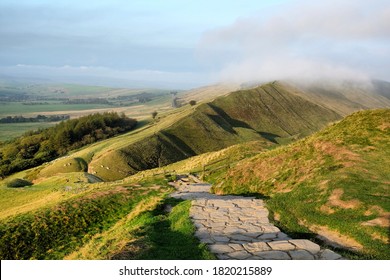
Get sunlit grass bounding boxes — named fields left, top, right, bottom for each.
left=0, top=180, right=170, bottom=259
left=212, top=109, right=390, bottom=259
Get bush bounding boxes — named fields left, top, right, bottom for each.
left=6, top=178, right=33, bottom=188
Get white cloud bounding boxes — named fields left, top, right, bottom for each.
left=198, top=0, right=390, bottom=83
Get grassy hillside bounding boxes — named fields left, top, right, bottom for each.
left=0, top=123, right=54, bottom=142
left=0, top=176, right=173, bottom=259
left=87, top=82, right=341, bottom=181
left=212, top=109, right=390, bottom=259
left=0, top=172, right=214, bottom=260
left=179, top=83, right=239, bottom=103
left=125, top=140, right=269, bottom=183
left=372, top=80, right=390, bottom=99
left=208, top=82, right=341, bottom=138
left=287, top=80, right=390, bottom=116
left=65, top=197, right=215, bottom=260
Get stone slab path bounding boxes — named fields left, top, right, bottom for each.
left=170, top=176, right=343, bottom=260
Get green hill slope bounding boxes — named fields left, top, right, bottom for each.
left=286, top=80, right=390, bottom=116
left=87, top=82, right=341, bottom=180
left=212, top=109, right=390, bottom=259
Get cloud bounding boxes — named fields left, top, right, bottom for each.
left=198, top=0, right=390, bottom=83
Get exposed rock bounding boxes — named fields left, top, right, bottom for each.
left=208, top=244, right=235, bottom=254
left=227, top=250, right=252, bottom=260
left=319, top=249, right=343, bottom=260
left=268, top=240, right=296, bottom=251
left=289, top=239, right=321, bottom=254
left=255, top=251, right=291, bottom=260
left=289, top=250, right=315, bottom=260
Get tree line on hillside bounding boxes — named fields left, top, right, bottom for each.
left=0, top=114, right=70, bottom=123
left=0, top=112, right=137, bottom=178
left=62, top=98, right=112, bottom=105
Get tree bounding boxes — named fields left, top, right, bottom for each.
left=189, top=100, right=197, bottom=106
left=152, top=111, right=158, bottom=119
left=0, top=112, right=137, bottom=178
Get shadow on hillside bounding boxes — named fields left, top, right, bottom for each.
left=135, top=119, right=150, bottom=129
left=207, top=104, right=282, bottom=145
left=258, top=132, right=280, bottom=144
left=208, top=104, right=253, bottom=134
left=159, top=131, right=197, bottom=156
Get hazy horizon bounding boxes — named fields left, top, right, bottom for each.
left=1, top=0, right=389, bottom=89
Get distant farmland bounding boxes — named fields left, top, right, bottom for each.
left=0, top=123, right=54, bottom=142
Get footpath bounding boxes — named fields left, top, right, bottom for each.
left=170, top=175, right=343, bottom=260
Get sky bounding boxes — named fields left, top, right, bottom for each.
left=0, top=0, right=389, bottom=89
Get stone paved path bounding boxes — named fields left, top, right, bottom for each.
left=170, top=176, right=343, bottom=260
